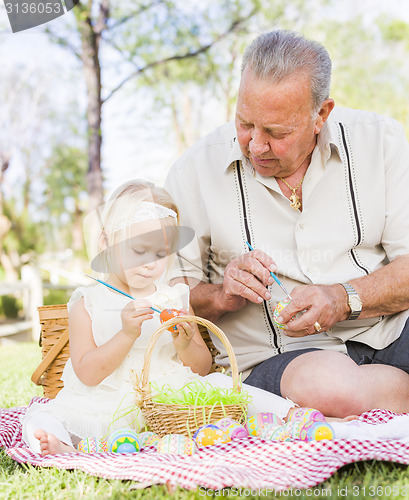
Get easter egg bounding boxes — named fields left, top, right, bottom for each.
left=259, top=424, right=291, bottom=442
left=193, top=424, right=220, bottom=439
left=258, top=424, right=283, bottom=440
left=246, top=413, right=283, bottom=437
left=225, top=422, right=249, bottom=440
left=159, top=308, right=183, bottom=332
left=273, top=298, right=305, bottom=329
left=138, top=431, right=160, bottom=448
left=272, top=297, right=291, bottom=329
left=157, top=434, right=196, bottom=455
left=215, top=417, right=236, bottom=431
left=77, top=437, right=108, bottom=453
left=299, top=421, right=334, bottom=442
left=286, top=407, right=325, bottom=425
left=194, top=424, right=231, bottom=447
left=108, top=429, right=140, bottom=453
left=284, top=420, right=304, bottom=440
left=215, top=418, right=248, bottom=439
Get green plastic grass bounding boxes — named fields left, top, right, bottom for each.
left=150, top=379, right=251, bottom=406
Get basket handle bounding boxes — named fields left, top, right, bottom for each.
left=139, top=314, right=241, bottom=397
left=31, top=329, right=69, bottom=386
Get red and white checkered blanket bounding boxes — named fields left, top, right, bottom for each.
left=2, top=398, right=409, bottom=491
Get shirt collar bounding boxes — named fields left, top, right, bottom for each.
left=317, top=117, right=342, bottom=162
left=223, top=132, right=254, bottom=172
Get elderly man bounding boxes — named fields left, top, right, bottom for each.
left=165, top=30, right=409, bottom=417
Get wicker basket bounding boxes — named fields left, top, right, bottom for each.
left=31, top=304, right=70, bottom=399
left=135, top=314, right=247, bottom=437
left=31, top=304, right=222, bottom=399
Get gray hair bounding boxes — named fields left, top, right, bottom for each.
left=241, top=30, right=332, bottom=111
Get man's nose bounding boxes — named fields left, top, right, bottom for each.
left=249, top=132, right=270, bottom=156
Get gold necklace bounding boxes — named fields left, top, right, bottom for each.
left=279, top=175, right=306, bottom=210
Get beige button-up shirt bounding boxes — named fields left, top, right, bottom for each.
left=165, top=106, right=409, bottom=374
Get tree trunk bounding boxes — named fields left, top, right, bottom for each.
left=75, top=1, right=105, bottom=213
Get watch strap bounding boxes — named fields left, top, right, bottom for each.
left=340, top=282, right=362, bottom=320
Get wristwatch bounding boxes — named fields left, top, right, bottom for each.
left=340, top=283, right=362, bottom=320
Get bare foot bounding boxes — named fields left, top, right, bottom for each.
left=34, top=429, right=77, bottom=456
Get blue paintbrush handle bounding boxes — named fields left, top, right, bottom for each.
left=244, top=242, right=291, bottom=298
left=84, top=274, right=162, bottom=313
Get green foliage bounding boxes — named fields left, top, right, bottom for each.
left=381, top=19, right=409, bottom=48
left=43, top=289, right=71, bottom=306
left=43, top=144, right=87, bottom=218
left=2, top=200, right=47, bottom=259
left=0, top=295, right=21, bottom=319
left=41, top=144, right=88, bottom=252
left=302, top=17, right=409, bottom=136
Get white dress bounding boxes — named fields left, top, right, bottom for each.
left=23, top=282, right=200, bottom=439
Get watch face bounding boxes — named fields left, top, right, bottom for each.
left=350, top=296, right=362, bottom=311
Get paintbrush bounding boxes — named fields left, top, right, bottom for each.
left=245, top=242, right=292, bottom=299
left=83, top=273, right=162, bottom=313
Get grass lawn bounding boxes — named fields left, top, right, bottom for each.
left=1, top=342, right=409, bottom=499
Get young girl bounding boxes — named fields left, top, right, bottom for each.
left=21, top=180, right=347, bottom=456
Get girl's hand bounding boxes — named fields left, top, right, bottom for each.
left=121, top=299, right=153, bottom=341
left=171, top=309, right=195, bottom=351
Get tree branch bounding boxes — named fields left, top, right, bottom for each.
left=45, top=27, right=82, bottom=59
left=108, top=0, right=165, bottom=31
left=102, top=15, right=250, bottom=103
left=94, top=0, right=110, bottom=36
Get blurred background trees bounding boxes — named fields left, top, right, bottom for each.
left=1, top=0, right=408, bottom=283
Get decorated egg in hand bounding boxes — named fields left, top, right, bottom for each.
left=194, top=424, right=231, bottom=447
left=273, top=298, right=305, bottom=329
left=157, top=434, right=196, bottom=455
left=273, top=297, right=292, bottom=329
left=138, top=431, right=160, bottom=448
left=108, top=428, right=140, bottom=453
left=299, top=421, right=334, bottom=441
left=159, top=308, right=183, bottom=332
left=77, top=437, right=108, bottom=453
left=286, top=407, right=325, bottom=425
left=246, top=413, right=283, bottom=437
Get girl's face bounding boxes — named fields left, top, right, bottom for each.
left=111, top=218, right=174, bottom=294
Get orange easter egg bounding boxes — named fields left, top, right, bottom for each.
left=159, top=308, right=183, bottom=332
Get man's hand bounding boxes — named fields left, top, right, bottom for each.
left=277, top=284, right=350, bottom=337
left=218, top=249, right=278, bottom=313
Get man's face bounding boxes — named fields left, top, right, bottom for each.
left=235, top=68, right=325, bottom=178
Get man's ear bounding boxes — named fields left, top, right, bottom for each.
left=314, top=98, right=335, bottom=134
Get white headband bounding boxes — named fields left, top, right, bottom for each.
left=110, top=201, right=177, bottom=233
